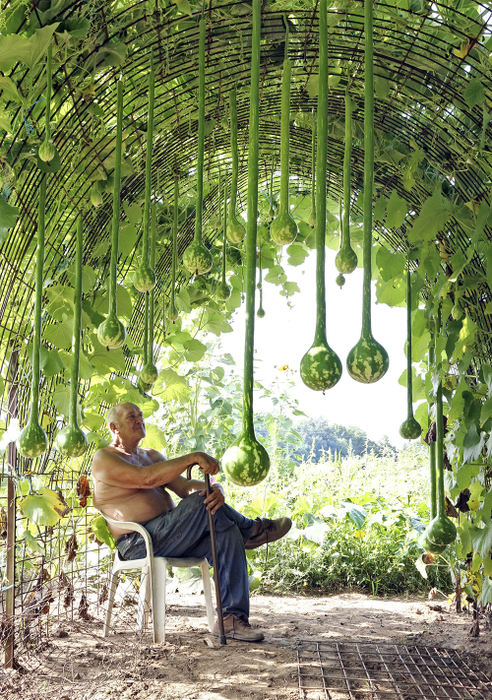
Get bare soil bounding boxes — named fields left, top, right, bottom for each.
left=1, top=591, right=491, bottom=700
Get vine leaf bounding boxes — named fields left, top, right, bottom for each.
left=0, top=24, right=59, bottom=70
left=20, top=488, right=69, bottom=527
left=0, top=197, right=19, bottom=229
left=407, top=189, right=453, bottom=244
left=464, top=78, right=484, bottom=108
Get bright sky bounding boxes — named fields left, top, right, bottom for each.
left=221, top=250, right=408, bottom=448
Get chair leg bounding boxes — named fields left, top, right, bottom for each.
left=137, top=567, right=150, bottom=631
left=103, top=570, right=120, bottom=637
left=200, top=560, right=215, bottom=633
left=151, top=558, right=167, bottom=643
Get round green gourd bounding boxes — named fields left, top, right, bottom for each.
left=182, top=18, right=214, bottom=276
left=270, top=39, right=297, bottom=247
left=227, top=86, right=246, bottom=244
left=55, top=215, right=88, bottom=458
left=346, top=1, right=389, bottom=384
left=335, top=89, right=357, bottom=275
left=38, top=139, right=56, bottom=163
left=97, top=77, right=126, bottom=349
left=399, top=268, right=422, bottom=439
left=223, top=0, right=269, bottom=487
left=137, top=377, right=152, bottom=394
left=257, top=306, right=265, bottom=318
left=216, top=173, right=231, bottom=302
left=336, top=273, right=345, bottom=288
left=300, top=0, right=342, bottom=393
left=419, top=316, right=456, bottom=554
left=134, top=53, right=157, bottom=294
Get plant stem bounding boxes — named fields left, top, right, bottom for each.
left=406, top=268, right=414, bottom=419
left=70, top=214, right=83, bottom=425
left=362, top=0, right=374, bottom=337
left=142, top=52, right=155, bottom=266
left=229, top=85, right=238, bottom=221
left=171, top=177, right=178, bottom=310
left=194, top=17, right=206, bottom=244
left=342, top=88, right=352, bottom=249
left=31, top=174, right=47, bottom=415
left=109, top=77, right=124, bottom=317
left=279, top=54, right=291, bottom=214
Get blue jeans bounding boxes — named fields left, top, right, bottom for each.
left=116, top=492, right=256, bottom=621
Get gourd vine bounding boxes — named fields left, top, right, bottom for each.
left=216, top=173, right=231, bottom=302
left=227, top=85, right=246, bottom=245
left=335, top=87, right=357, bottom=279
left=139, top=206, right=159, bottom=387
left=168, top=175, right=179, bottom=323
left=399, top=266, right=422, bottom=440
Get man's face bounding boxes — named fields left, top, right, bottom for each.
left=114, top=404, right=146, bottom=442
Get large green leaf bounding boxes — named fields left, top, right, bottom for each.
left=0, top=24, right=59, bottom=70
left=376, top=247, right=405, bottom=282
left=0, top=197, right=19, bottom=229
left=385, top=190, right=409, bottom=229
left=153, top=368, right=189, bottom=403
left=20, top=488, right=68, bottom=527
left=91, top=515, right=115, bottom=548
left=464, top=78, right=484, bottom=108
left=470, top=524, right=492, bottom=560
left=407, top=190, right=453, bottom=244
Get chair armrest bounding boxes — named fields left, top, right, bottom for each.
left=95, top=510, right=154, bottom=557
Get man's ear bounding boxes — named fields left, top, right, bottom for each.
left=109, top=422, right=118, bottom=434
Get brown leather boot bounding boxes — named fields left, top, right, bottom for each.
left=213, top=614, right=264, bottom=642
left=245, top=516, right=292, bottom=549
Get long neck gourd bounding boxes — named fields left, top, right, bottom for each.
left=335, top=88, right=357, bottom=276
left=182, top=17, right=213, bottom=276
left=419, top=312, right=457, bottom=553
left=257, top=247, right=265, bottom=318
left=97, top=77, right=126, bottom=349
left=270, top=29, right=297, bottom=246
left=222, top=0, right=270, bottom=487
left=346, top=0, right=389, bottom=384
left=299, top=0, right=342, bottom=393
left=400, top=268, right=422, bottom=440
left=226, top=86, right=246, bottom=244
left=216, top=174, right=231, bottom=301
left=17, top=173, right=49, bottom=459
left=140, top=206, right=159, bottom=386
left=37, top=45, right=60, bottom=172
left=168, top=177, right=179, bottom=322
left=427, top=328, right=437, bottom=520
left=134, top=53, right=157, bottom=294
left=55, top=215, right=88, bottom=457
left=308, top=116, right=316, bottom=229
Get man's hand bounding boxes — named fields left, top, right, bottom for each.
left=195, top=451, right=220, bottom=475
left=200, top=484, right=225, bottom=514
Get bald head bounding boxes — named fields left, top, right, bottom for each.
left=107, top=403, right=140, bottom=432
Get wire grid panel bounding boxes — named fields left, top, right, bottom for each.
left=296, top=640, right=491, bottom=700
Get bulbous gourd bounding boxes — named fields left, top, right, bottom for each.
left=182, top=18, right=214, bottom=276
left=97, top=312, right=126, bottom=349
left=419, top=514, right=456, bottom=554
left=346, top=1, right=388, bottom=385
left=226, top=247, right=242, bottom=267
left=55, top=424, right=88, bottom=458
left=336, top=273, right=345, bottom=288
left=133, top=263, right=156, bottom=293
left=18, top=419, right=48, bottom=459
left=227, top=214, right=246, bottom=245
left=270, top=49, right=297, bottom=246
left=299, top=0, right=341, bottom=393
left=137, top=377, right=152, bottom=394
left=216, top=280, right=231, bottom=301
left=38, top=139, right=57, bottom=163
left=227, top=86, right=245, bottom=245
left=90, top=188, right=102, bottom=208
left=223, top=430, right=270, bottom=486
left=399, top=269, right=422, bottom=439
left=335, top=89, right=357, bottom=276
left=168, top=302, right=178, bottom=322
left=335, top=246, right=357, bottom=275
left=256, top=306, right=265, bottom=318
left=140, top=361, right=158, bottom=385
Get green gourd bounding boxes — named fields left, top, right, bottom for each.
left=134, top=53, right=156, bottom=294
left=399, top=268, right=422, bottom=440
left=168, top=177, right=179, bottom=322
left=55, top=215, right=88, bottom=457
left=346, top=1, right=389, bottom=384
left=427, top=329, right=437, bottom=521
left=97, top=77, right=126, bottom=349
left=270, top=30, right=298, bottom=246
left=182, top=17, right=214, bottom=276
left=140, top=206, right=158, bottom=385
left=222, top=0, right=270, bottom=487
left=226, top=86, right=246, bottom=244
left=256, top=248, right=265, bottom=318
left=308, top=116, right=316, bottom=229
left=300, top=0, right=342, bottom=393
left=37, top=46, right=60, bottom=170
left=335, top=88, right=358, bottom=275
left=419, top=314, right=456, bottom=554
left=216, top=174, right=231, bottom=301
left=17, top=173, right=49, bottom=459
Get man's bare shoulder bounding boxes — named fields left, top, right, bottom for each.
left=145, top=448, right=166, bottom=463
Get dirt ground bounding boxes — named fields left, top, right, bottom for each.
left=1, top=590, right=491, bottom=700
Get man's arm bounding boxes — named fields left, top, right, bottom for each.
left=167, top=476, right=225, bottom=514
left=92, top=448, right=219, bottom=489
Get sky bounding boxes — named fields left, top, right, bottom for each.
left=220, top=250, right=409, bottom=448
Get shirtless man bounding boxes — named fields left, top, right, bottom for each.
left=92, top=402, right=292, bottom=642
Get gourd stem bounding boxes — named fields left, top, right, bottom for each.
left=45, top=45, right=52, bottom=139
left=229, top=86, right=238, bottom=220
left=361, top=0, right=374, bottom=338
left=342, top=88, right=352, bottom=250
left=314, top=0, right=328, bottom=344
left=31, top=175, right=47, bottom=415
left=279, top=55, right=291, bottom=214
left=428, top=326, right=437, bottom=519
left=435, top=309, right=445, bottom=519
left=222, top=174, right=227, bottom=282
left=142, top=52, right=155, bottom=267
left=143, top=295, right=149, bottom=366
left=243, top=0, right=260, bottom=436
left=148, top=206, right=156, bottom=361
left=171, top=178, right=178, bottom=309
left=311, top=115, right=316, bottom=221
left=406, top=268, right=414, bottom=419
left=69, top=214, right=83, bottom=426
left=194, top=17, right=206, bottom=244
left=109, top=77, right=124, bottom=317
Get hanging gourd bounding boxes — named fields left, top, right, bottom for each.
left=270, top=27, right=297, bottom=246
left=226, top=86, right=246, bottom=244
left=36, top=45, right=61, bottom=173
left=346, top=1, right=389, bottom=384
left=419, top=312, right=456, bottom=554
left=137, top=295, right=152, bottom=394
left=426, top=329, right=438, bottom=521
left=182, top=17, right=214, bottom=276
left=216, top=175, right=231, bottom=301
left=140, top=206, right=159, bottom=385
left=97, top=77, right=126, bottom=349
left=168, top=176, right=179, bottom=322
left=399, top=267, right=422, bottom=439
left=308, top=116, right=316, bottom=229
left=335, top=88, right=358, bottom=277
left=299, top=0, right=342, bottom=393
left=257, top=248, right=265, bottom=318
left=222, top=0, right=270, bottom=487
left=134, top=53, right=156, bottom=294
left=55, top=215, right=88, bottom=457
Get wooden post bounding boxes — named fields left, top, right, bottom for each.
left=4, top=349, right=18, bottom=669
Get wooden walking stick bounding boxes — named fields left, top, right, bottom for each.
left=205, top=473, right=227, bottom=645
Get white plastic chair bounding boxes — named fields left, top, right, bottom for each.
left=99, top=512, right=215, bottom=643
